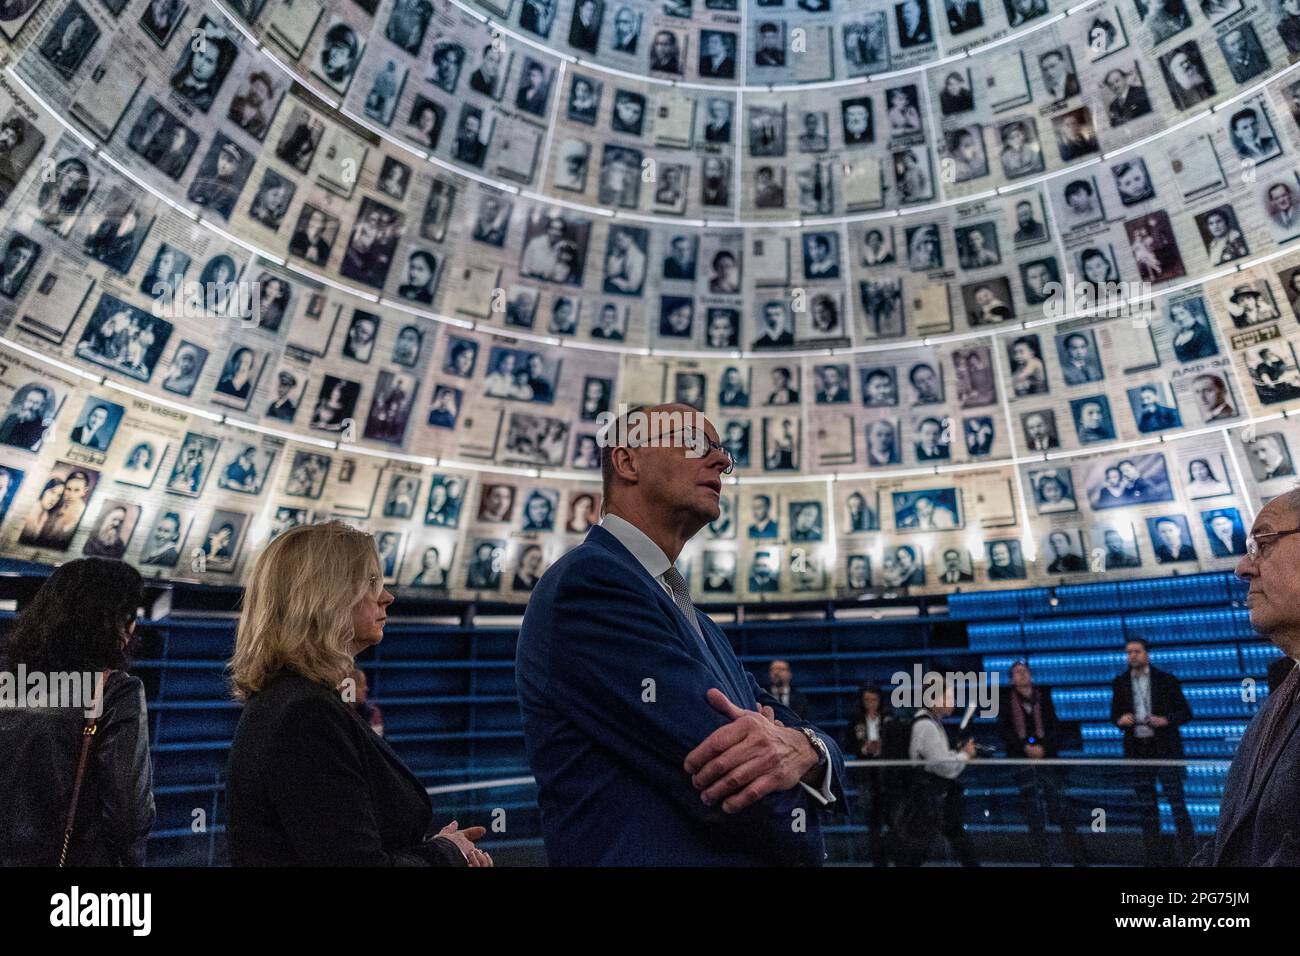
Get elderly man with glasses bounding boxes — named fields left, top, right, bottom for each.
left=516, top=403, right=844, bottom=865
left=1193, top=490, right=1300, bottom=865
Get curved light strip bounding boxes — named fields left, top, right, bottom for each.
left=205, top=0, right=1300, bottom=232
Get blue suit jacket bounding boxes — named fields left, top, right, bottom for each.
left=1193, top=677, right=1300, bottom=866
left=516, top=524, right=846, bottom=866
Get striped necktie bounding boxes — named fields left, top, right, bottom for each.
left=661, top=565, right=704, bottom=641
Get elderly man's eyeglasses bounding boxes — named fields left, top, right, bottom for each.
left=1246, top=528, right=1300, bottom=560
left=657, top=426, right=735, bottom=475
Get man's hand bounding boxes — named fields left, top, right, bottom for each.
left=683, top=688, right=819, bottom=813
left=1117, top=712, right=1135, bottom=728
left=1148, top=715, right=1169, bottom=728
left=437, top=820, right=492, bottom=866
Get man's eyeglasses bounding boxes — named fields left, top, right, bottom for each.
left=1246, top=528, right=1300, bottom=560
left=655, top=426, right=735, bottom=475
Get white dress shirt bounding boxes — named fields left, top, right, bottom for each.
left=1131, top=668, right=1155, bottom=738
left=909, top=710, right=970, bottom=779
left=599, top=514, right=836, bottom=805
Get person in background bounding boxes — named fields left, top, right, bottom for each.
left=998, top=662, right=1087, bottom=866
left=1110, top=637, right=1195, bottom=865
left=0, top=558, right=155, bottom=865
left=226, top=521, right=491, bottom=866
left=1194, top=490, right=1300, bottom=865
left=845, top=685, right=892, bottom=865
left=895, top=679, right=978, bottom=866
left=768, top=658, right=810, bottom=716
left=350, top=667, right=384, bottom=737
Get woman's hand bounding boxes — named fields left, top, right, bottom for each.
left=438, top=820, right=489, bottom=864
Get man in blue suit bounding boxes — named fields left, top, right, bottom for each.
left=1193, top=490, right=1300, bottom=865
left=516, top=403, right=844, bottom=865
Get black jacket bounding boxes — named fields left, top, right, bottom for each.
left=0, top=666, right=155, bottom=866
left=1109, top=665, right=1192, bottom=758
left=998, top=685, right=1065, bottom=758
left=226, top=670, right=465, bottom=866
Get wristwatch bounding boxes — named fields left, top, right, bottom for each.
left=800, top=727, right=830, bottom=773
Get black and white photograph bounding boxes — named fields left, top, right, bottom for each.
left=165, top=431, right=220, bottom=497
left=74, top=293, right=171, bottom=382
left=17, top=462, right=99, bottom=551
left=1085, top=452, right=1176, bottom=509
left=893, top=489, right=961, bottom=531
left=284, top=450, right=331, bottom=498
left=364, top=370, right=416, bottom=444
left=313, top=19, right=364, bottom=95
left=169, top=16, right=237, bottom=111
left=80, top=500, right=141, bottom=560
left=39, top=1, right=101, bottom=81
left=483, top=347, right=560, bottom=403
left=1028, top=467, right=1078, bottom=515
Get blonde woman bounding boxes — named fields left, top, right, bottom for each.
left=226, top=521, right=491, bottom=866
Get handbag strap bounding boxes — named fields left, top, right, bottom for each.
left=58, top=670, right=111, bottom=868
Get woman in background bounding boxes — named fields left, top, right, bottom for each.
left=226, top=521, right=492, bottom=866
left=0, top=558, right=154, bottom=865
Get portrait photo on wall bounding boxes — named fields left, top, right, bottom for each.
left=284, top=450, right=330, bottom=496
left=747, top=549, right=780, bottom=593
left=1243, top=431, right=1295, bottom=482
left=1094, top=521, right=1142, bottom=568
left=707, top=493, right=736, bottom=540
left=1181, top=453, right=1233, bottom=498
left=115, top=433, right=167, bottom=489
left=424, top=474, right=466, bottom=527
left=504, top=412, right=569, bottom=467
left=483, top=347, right=560, bottom=403
left=364, top=370, right=417, bottom=444
left=701, top=550, right=737, bottom=594
left=405, top=542, right=454, bottom=590
left=865, top=418, right=902, bottom=466
left=963, top=415, right=995, bottom=456
left=1127, top=382, right=1182, bottom=433
left=1247, top=343, right=1300, bottom=405
left=1042, top=529, right=1087, bottom=574
left=985, top=539, right=1027, bottom=580
left=215, top=444, right=274, bottom=496
left=0, top=381, right=61, bottom=453
left=164, top=432, right=220, bottom=498
left=1028, top=466, right=1078, bottom=514
left=1223, top=279, right=1280, bottom=329
left=953, top=346, right=998, bottom=407
left=137, top=508, right=187, bottom=567
left=381, top=473, right=421, bottom=520
left=893, top=488, right=961, bottom=531
left=75, top=498, right=138, bottom=560
left=1070, top=395, right=1117, bottom=444
left=882, top=544, right=925, bottom=588
left=1202, top=507, right=1247, bottom=557
left=843, top=489, right=880, bottom=533
left=465, top=538, right=505, bottom=590
left=788, top=501, right=824, bottom=542
left=309, top=376, right=362, bottom=434
left=1164, top=295, right=1218, bottom=362
left=1147, top=514, right=1197, bottom=564
left=16, top=462, right=99, bottom=552
left=1084, top=452, right=1175, bottom=509
left=520, top=488, right=559, bottom=532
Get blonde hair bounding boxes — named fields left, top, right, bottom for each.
left=229, top=521, right=381, bottom=700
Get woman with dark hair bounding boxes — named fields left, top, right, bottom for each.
left=0, top=558, right=154, bottom=865
left=844, top=685, right=894, bottom=866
